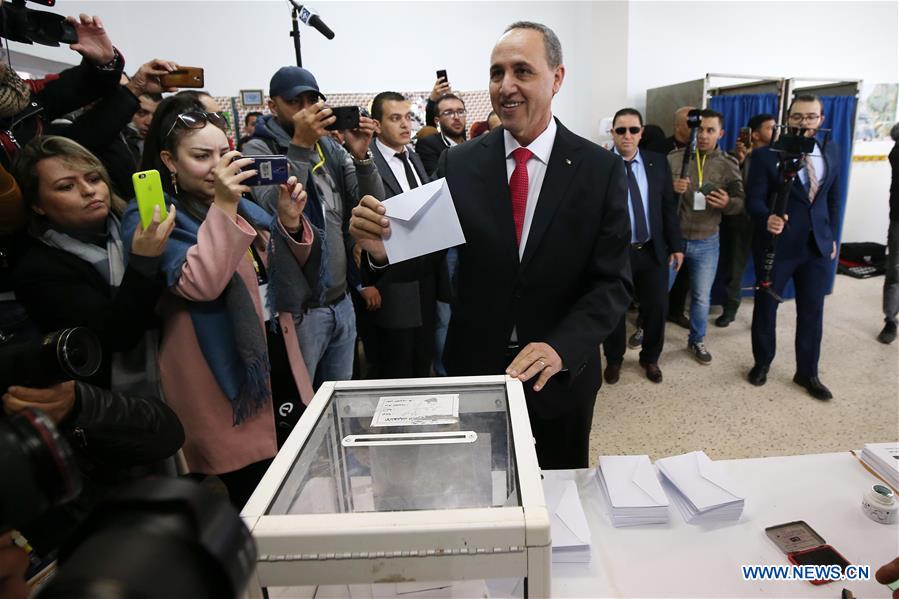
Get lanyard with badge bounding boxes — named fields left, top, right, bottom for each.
left=693, top=149, right=708, bottom=211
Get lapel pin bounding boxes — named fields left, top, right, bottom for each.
left=565, top=158, right=572, bottom=165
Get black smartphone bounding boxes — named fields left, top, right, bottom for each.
left=739, top=126, right=752, bottom=148
left=242, top=155, right=290, bottom=187
left=700, top=182, right=718, bottom=196
left=436, top=69, right=448, bottom=84
left=325, top=106, right=361, bottom=131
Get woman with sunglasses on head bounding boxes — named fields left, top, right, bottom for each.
left=123, top=94, right=320, bottom=508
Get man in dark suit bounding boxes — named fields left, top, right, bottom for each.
left=746, top=94, right=842, bottom=400
left=367, top=91, right=441, bottom=378
left=602, top=108, right=683, bottom=384
left=350, top=21, right=632, bottom=469
left=416, top=93, right=467, bottom=176
left=646, top=106, right=695, bottom=331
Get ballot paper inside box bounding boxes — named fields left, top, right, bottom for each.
left=382, top=178, right=466, bottom=264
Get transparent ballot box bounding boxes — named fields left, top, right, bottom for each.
left=241, top=375, right=550, bottom=598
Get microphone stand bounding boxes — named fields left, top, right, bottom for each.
left=289, top=4, right=303, bottom=66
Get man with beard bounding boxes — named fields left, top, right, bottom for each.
left=416, top=93, right=467, bottom=176
left=243, top=66, right=384, bottom=388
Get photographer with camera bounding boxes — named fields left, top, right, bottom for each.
left=0, top=13, right=126, bottom=172
left=745, top=95, right=841, bottom=399
left=668, top=109, right=744, bottom=364
left=129, top=94, right=321, bottom=508
left=11, top=136, right=175, bottom=397
left=716, top=113, right=777, bottom=328
left=243, top=66, right=383, bottom=390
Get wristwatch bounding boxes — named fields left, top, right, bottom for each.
left=352, top=149, right=373, bottom=167
left=93, top=47, right=123, bottom=72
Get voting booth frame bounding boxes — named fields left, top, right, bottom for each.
left=240, top=375, right=551, bottom=598
left=646, top=73, right=861, bottom=299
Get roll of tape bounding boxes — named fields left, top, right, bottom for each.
left=862, top=484, right=897, bottom=524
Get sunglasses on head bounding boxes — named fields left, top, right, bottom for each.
left=165, top=110, right=228, bottom=141
left=614, top=126, right=642, bottom=135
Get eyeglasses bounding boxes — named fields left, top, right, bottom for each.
left=165, top=110, right=228, bottom=141
left=614, top=126, right=642, bottom=135
left=788, top=113, right=821, bottom=124
left=439, top=109, right=467, bottom=118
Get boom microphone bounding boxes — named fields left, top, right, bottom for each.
left=289, top=2, right=335, bottom=39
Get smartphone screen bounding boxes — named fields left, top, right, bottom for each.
left=436, top=69, right=448, bottom=84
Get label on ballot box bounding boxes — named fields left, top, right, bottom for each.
left=371, top=394, right=459, bottom=427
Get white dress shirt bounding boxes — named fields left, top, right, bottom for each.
left=503, top=117, right=557, bottom=259
left=375, top=137, right=422, bottom=193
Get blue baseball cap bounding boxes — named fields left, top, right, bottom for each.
left=269, top=66, right=327, bottom=102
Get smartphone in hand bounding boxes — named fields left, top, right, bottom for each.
left=132, top=170, right=168, bottom=229
left=436, top=69, right=448, bottom=84
left=159, top=67, right=204, bottom=88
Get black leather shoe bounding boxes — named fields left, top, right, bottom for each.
left=715, top=312, right=735, bottom=328
left=604, top=363, right=621, bottom=384
left=747, top=364, right=768, bottom=386
left=668, top=313, right=690, bottom=329
left=640, top=361, right=663, bottom=383
left=793, top=373, right=833, bottom=400
left=878, top=321, right=897, bottom=344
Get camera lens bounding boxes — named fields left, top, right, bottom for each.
left=0, top=409, right=81, bottom=531
left=56, top=328, right=102, bottom=380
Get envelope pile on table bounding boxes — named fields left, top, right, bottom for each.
left=655, top=450, right=745, bottom=523
left=543, top=478, right=592, bottom=563
left=596, top=455, right=669, bottom=527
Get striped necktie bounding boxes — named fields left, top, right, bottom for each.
left=805, top=156, right=819, bottom=202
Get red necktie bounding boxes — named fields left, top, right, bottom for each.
left=509, top=147, right=533, bottom=246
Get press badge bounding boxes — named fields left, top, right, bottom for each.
left=693, top=191, right=707, bottom=211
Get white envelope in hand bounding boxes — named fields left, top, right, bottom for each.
left=658, top=451, right=743, bottom=511
left=543, top=479, right=591, bottom=552
left=599, top=455, right=669, bottom=508
left=382, top=177, right=465, bottom=264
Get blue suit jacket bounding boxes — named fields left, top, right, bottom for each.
left=745, top=142, right=842, bottom=258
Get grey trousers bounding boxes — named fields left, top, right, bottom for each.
left=884, top=220, right=899, bottom=324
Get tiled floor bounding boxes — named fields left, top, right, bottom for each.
left=590, top=275, right=899, bottom=463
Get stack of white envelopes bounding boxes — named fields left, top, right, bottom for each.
left=596, top=455, right=669, bottom=526
left=542, top=478, right=592, bottom=563
left=860, top=442, right=899, bottom=490
left=655, top=450, right=745, bottom=523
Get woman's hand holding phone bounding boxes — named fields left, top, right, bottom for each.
left=213, top=151, right=256, bottom=218
left=132, top=203, right=177, bottom=257
left=277, top=176, right=307, bottom=234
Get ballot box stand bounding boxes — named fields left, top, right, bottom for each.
left=241, top=375, right=551, bottom=597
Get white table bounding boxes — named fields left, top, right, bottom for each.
left=548, top=452, right=899, bottom=598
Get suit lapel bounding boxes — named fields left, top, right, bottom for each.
left=520, top=121, right=582, bottom=270
left=371, top=143, right=403, bottom=197
left=410, top=149, right=431, bottom=185
left=644, top=152, right=662, bottom=235
left=474, top=129, right=519, bottom=263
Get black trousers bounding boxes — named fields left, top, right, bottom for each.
left=504, top=348, right=596, bottom=469
left=603, top=243, right=669, bottom=365
left=751, top=234, right=830, bottom=377
left=378, top=324, right=434, bottom=378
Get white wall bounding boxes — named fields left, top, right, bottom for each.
left=9, top=0, right=596, bottom=137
